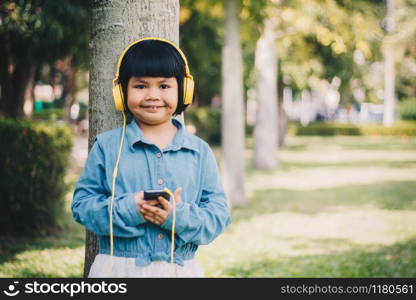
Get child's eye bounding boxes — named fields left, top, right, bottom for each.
left=134, top=85, right=146, bottom=89
left=160, top=84, right=170, bottom=89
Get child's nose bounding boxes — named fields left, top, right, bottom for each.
left=146, top=86, right=162, bottom=100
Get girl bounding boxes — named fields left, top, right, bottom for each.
left=71, top=37, right=231, bottom=277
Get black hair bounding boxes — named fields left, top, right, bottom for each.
left=118, top=39, right=190, bottom=116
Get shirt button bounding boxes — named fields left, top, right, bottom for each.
left=156, top=152, right=162, bottom=158
left=157, top=179, right=164, bottom=185
left=157, top=234, right=163, bottom=240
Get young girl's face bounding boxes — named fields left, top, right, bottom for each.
left=127, top=76, right=178, bottom=126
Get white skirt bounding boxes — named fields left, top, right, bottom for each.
left=88, top=254, right=205, bottom=278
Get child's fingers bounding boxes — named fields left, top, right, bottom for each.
left=140, top=207, right=151, bottom=216
left=153, top=215, right=164, bottom=224
left=140, top=206, right=156, bottom=218
left=144, top=215, right=158, bottom=224
left=142, top=211, right=164, bottom=225
left=142, top=210, right=156, bottom=219
left=158, top=196, right=170, bottom=211
left=142, top=200, right=159, bottom=206
left=142, top=203, right=159, bottom=212
left=142, top=204, right=167, bottom=218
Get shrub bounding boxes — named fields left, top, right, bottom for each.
left=185, top=107, right=221, bottom=145
left=32, top=108, right=65, bottom=121
left=399, top=98, right=416, bottom=121
left=289, top=121, right=416, bottom=136
left=0, top=118, right=73, bottom=235
left=290, top=122, right=361, bottom=136
left=360, top=121, right=416, bottom=136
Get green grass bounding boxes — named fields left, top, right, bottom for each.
left=0, top=175, right=86, bottom=277
left=197, top=136, right=416, bottom=277
left=1, top=135, right=416, bottom=277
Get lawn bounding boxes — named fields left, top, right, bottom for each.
left=1, top=135, right=415, bottom=277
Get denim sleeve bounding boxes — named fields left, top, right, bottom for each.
left=161, top=145, right=232, bottom=245
left=71, top=139, right=146, bottom=237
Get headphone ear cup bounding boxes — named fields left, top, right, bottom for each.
left=183, top=76, right=194, bottom=105
left=112, top=83, right=125, bottom=111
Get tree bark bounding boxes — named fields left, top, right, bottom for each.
left=277, top=75, right=287, bottom=147
left=0, top=32, right=11, bottom=116
left=86, top=0, right=179, bottom=277
left=0, top=29, right=37, bottom=119
left=6, top=62, right=37, bottom=118
left=254, top=18, right=278, bottom=170
left=22, top=64, right=37, bottom=117
left=58, top=56, right=76, bottom=123
left=383, top=0, right=396, bottom=127
left=221, top=0, right=246, bottom=206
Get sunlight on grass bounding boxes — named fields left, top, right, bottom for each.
left=247, top=166, right=416, bottom=192
left=246, top=136, right=416, bottom=192
left=280, top=145, right=416, bottom=164
left=197, top=205, right=416, bottom=277
left=197, top=136, right=416, bottom=277
left=0, top=247, right=84, bottom=277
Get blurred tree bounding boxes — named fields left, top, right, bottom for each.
left=179, top=0, right=414, bottom=117
left=87, top=0, right=179, bottom=277
left=383, top=0, right=396, bottom=127
left=179, top=0, right=385, bottom=173
left=0, top=0, right=88, bottom=118
left=254, top=16, right=279, bottom=170
left=276, top=0, right=383, bottom=103
left=178, top=0, right=268, bottom=107
left=179, top=0, right=223, bottom=106
left=393, top=0, right=416, bottom=102
left=222, top=0, right=247, bottom=206
left=251, top=0, right=382, bottom=168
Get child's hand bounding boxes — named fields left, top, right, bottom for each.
left=135, top=191, right=160, bottom=212
left=140, top=187, right=182, bottom=225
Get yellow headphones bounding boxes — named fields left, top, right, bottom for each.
left=112, top=37, right=194, bottom=112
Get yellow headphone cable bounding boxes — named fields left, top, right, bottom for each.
left=107, top=110, right=177, bottom=277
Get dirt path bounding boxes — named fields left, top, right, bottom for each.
left=68, top=134, right=88, bottom=181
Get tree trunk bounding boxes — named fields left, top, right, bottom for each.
left=59, top=56, right=76, bottom=123
left=8, top=62, right=37, bottom=118
left=22, top=64, right=37, bottom=117
left=254, top=18, right=278, bottom=170
left=383, top=0, right=396, bottom=127
left=277, top=76, right=288, bottom=147
left=86, top=0, right=179, bottom=278
left=0, top=29, right=37, bottom=119
left=0, top=29, right=12, bottom=116
left=221, top=0, right=246, bottom=206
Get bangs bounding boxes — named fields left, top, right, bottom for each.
left=120, top=40, right=185, bottom=80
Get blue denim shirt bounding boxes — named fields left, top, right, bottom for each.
left=72, top=118, right=231, bottom=267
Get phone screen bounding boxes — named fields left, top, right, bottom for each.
left=143, top=190, right=170, bottom=201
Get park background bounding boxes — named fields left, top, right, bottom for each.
left=0, top=0, right=415, bottom=277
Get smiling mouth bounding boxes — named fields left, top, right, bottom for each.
left=139, top=105, right=168, bottom=112
left=140, top=105, right=167, bottom=108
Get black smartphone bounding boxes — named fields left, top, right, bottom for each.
left=143, top=190, right=170, bottom=201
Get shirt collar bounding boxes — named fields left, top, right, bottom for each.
left=125, top=118, right=200, bottom=153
